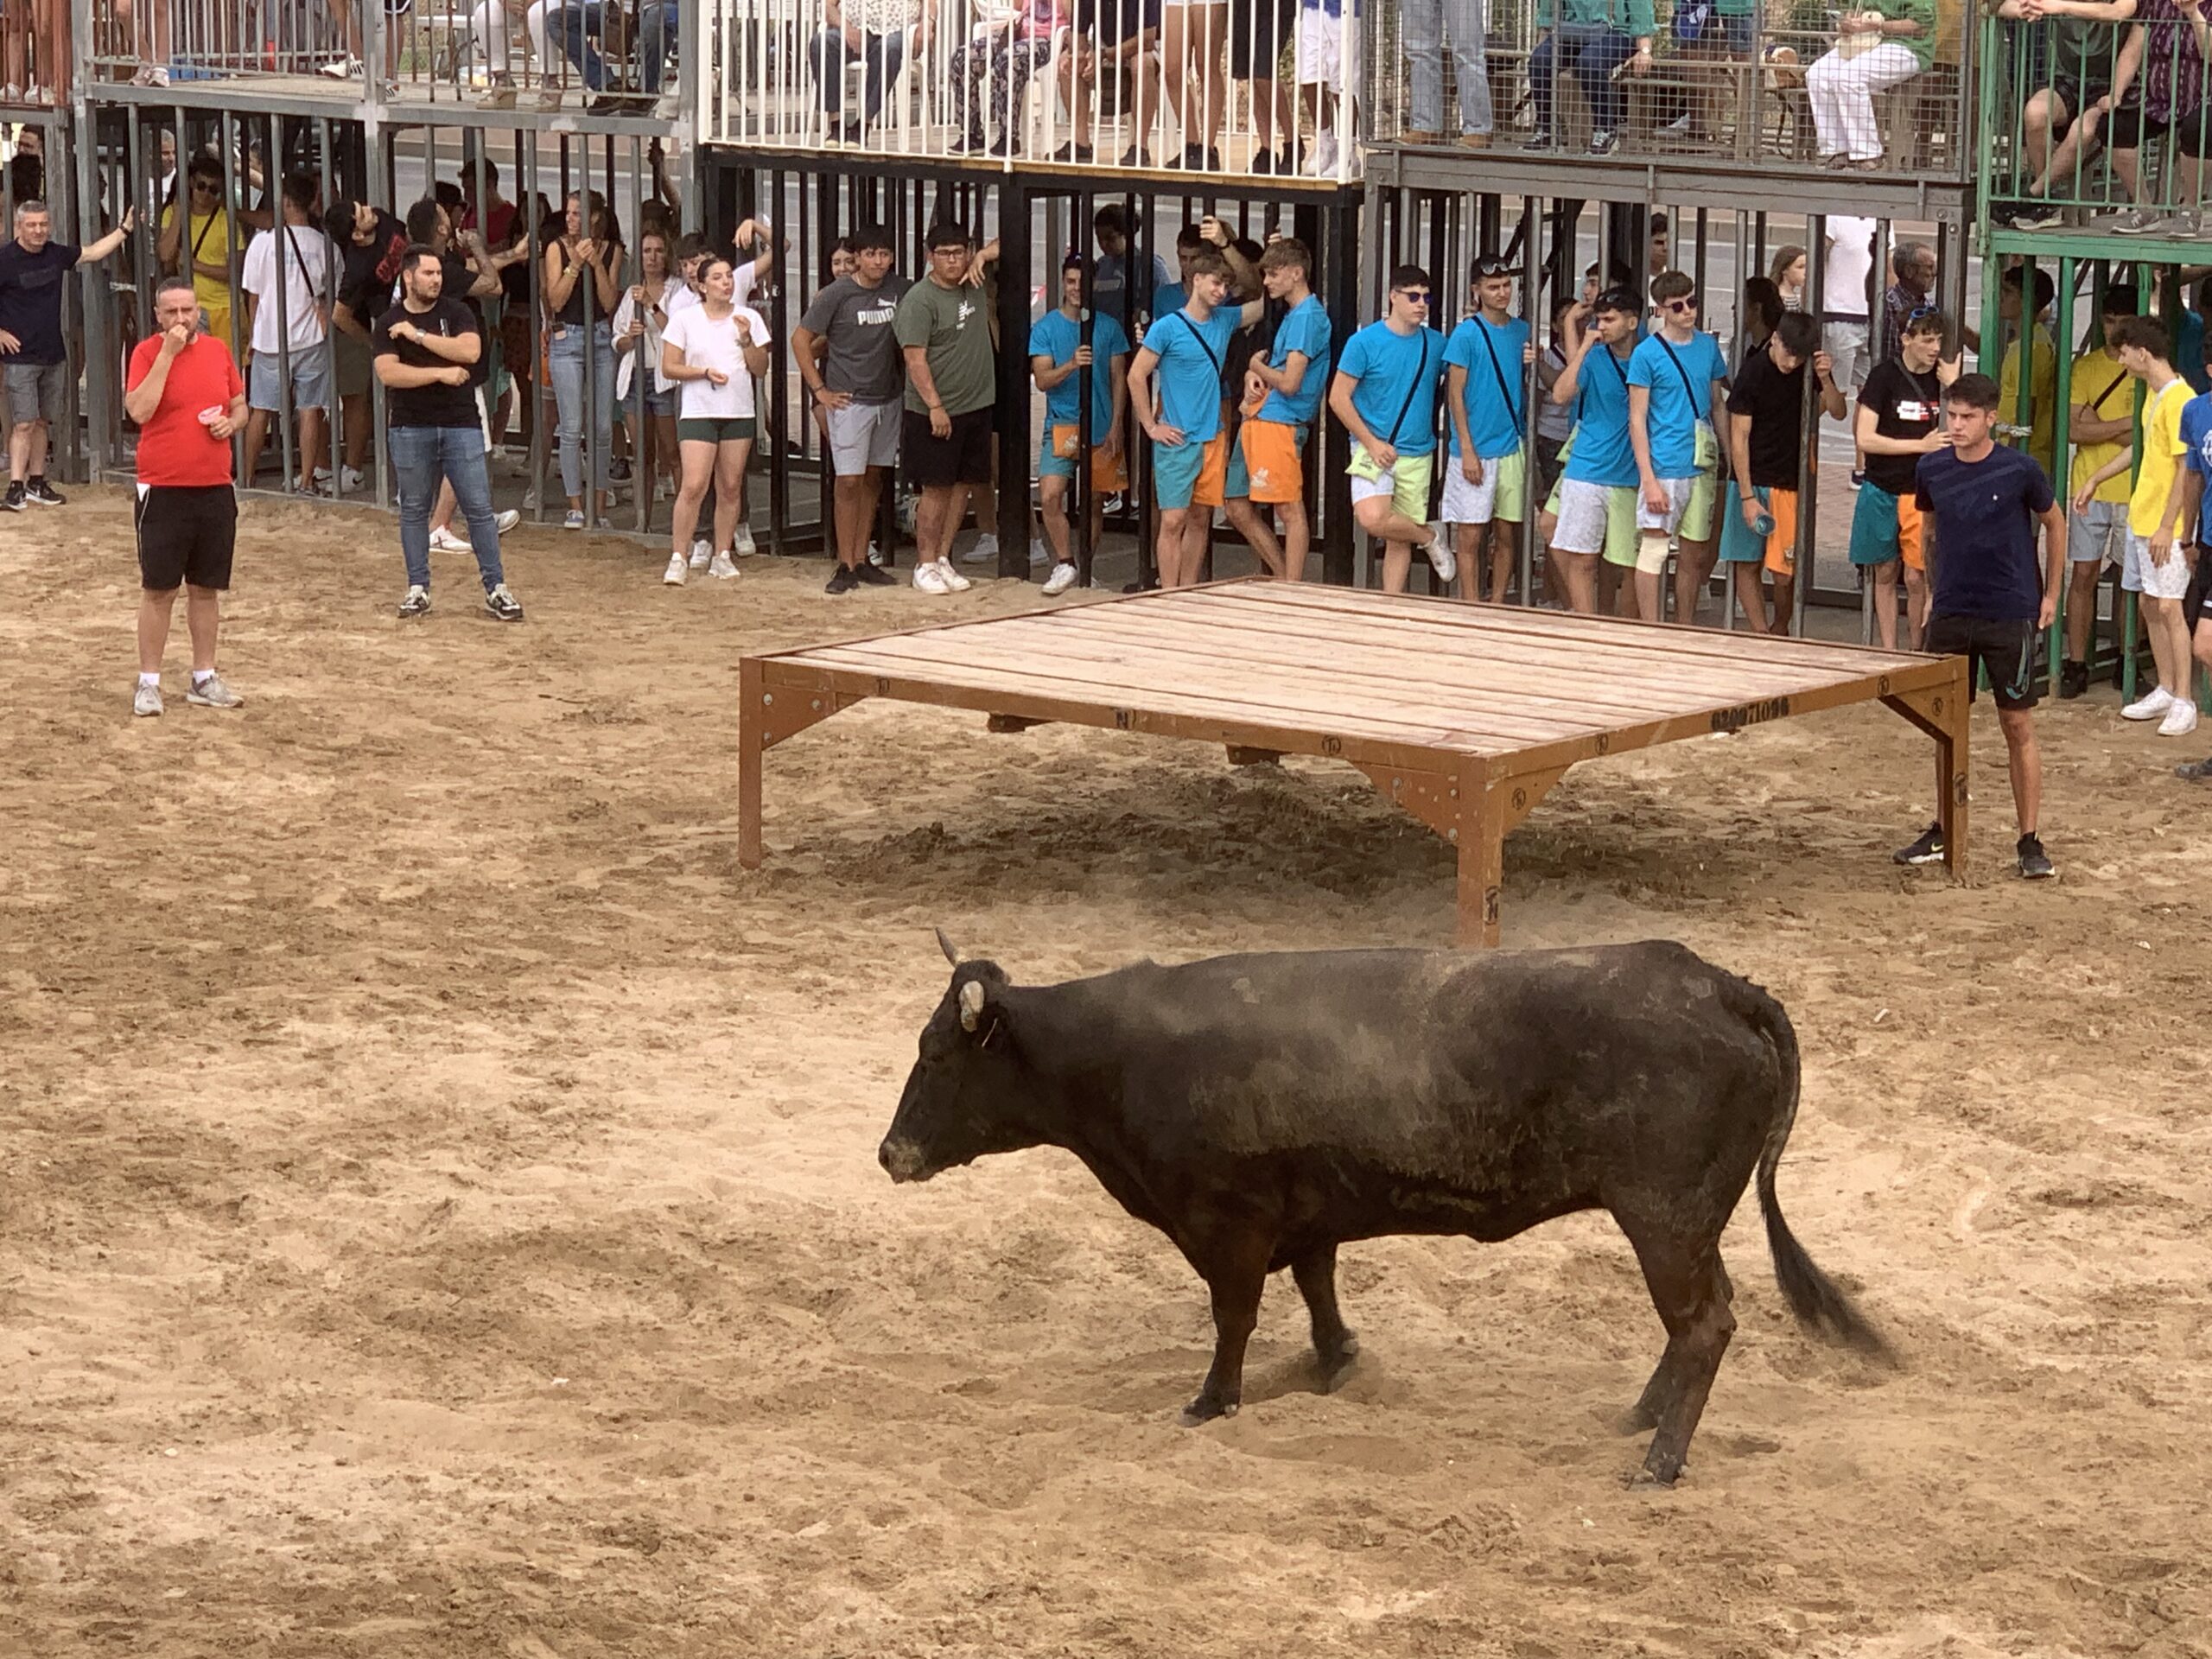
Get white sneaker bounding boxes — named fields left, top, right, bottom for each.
left=340, top=465, right=365, bottom=493
left=663, top=550, right=688, bottom=585
left=429, top=526, right=470, bottom=554
left=493, top=508, right=520, bottom=534
left=962, top=532, right=1001, bottom=565
left=1424, top=524, right=1458, bottom=584
left=1311, top=130, right=1338, bottom=177
left=708, top=551, right=740, bottom=580
left=867, top=541, right=887, bottom=568
left=1028, top=537, right=1049, bottom=567
left=936, top=557, right=972, bottom=592
left=1042, top=561, right=1080, bottom=596
left=689, top=538, right=712, bottom=570
left=733, top=523, right=757, bottom=556
left=2122, top=685, right=2176, bottom=720
left=2158, top=696, right=2201, bottom=736
left=913, top=560, right=952, bottom=594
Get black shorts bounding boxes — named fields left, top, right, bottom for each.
left=2186, top=546, right=2212, bottom=625
left=2101, top=105, right=2212, bottom=156
left=1229, top=0, right=1296, bottom=79
left=1926, top=613, right=2040, bottom=710
left=902, top=405, right=993, bottom=489
left=135, top=483, right=237, bottom=592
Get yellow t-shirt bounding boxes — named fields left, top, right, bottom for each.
left=1998, top=324, right=2057, bottom=474
left=160, top=202, right=234, bottom=345
left=2069, top=348, right=2134, bottom=505
left=2127, top=376, right=2190, bottom=538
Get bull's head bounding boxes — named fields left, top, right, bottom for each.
left=877, top=931, right=1037, bottom=1184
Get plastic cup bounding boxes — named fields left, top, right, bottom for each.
left=197, top=405, right=225, bottom=425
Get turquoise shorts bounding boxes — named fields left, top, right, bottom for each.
left=1153, top=430, right=1211, bottom=510
left=1718, top=481, right=1771, bottom=563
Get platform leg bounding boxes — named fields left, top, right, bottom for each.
left=1456, top=758, right=1503, bottom=949
left=1936, top=660, right=1970, bottom=876
left=740, top=658, right=765, bottom=869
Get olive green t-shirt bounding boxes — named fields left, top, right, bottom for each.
left=895, top=276, right=996, bottom=416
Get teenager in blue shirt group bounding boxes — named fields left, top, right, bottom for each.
left=1329, top=264, right=1455, bottom=594
left=1028, top=255, right=1131, bottom=599
left=1124, top=218, right=1264, bottom=588
left=1222, top=236, right=1332, bottom=582
left=1627, top=269, right=1730, bottom=623
left=1441, top=255, right=1535, bottom=603
left=1545, top=285, right=1643, bottom=613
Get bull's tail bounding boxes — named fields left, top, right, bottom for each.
left=1739, top=982, right=1894, bottom=1362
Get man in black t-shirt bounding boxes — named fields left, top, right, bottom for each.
left=1848, top=308, right=1956, bottom=651
left=1720, top=312, right=1845, bottom=633
left=325, top=198, right=410, bottom=494
left=372, top=246, right=523, bottom=624
left=1894, top=373, right=2068, bottom=881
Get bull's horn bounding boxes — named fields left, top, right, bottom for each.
left=958, top=979, right=987, bottom=1031
left=935, top=927, right=963, bottom=967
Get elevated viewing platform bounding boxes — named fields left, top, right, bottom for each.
left=79, top=0, right=681, bottom=130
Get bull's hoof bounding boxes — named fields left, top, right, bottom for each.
left=1178, top=1395, right=1239, bottom=1427
left=1317, top=1332, right=1361, bottom=1393
left=1633, top=1453, right=1685, bottom=1488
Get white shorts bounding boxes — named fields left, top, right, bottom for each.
left=2124, top=531, right=2194, bottom=599
left=1553, top=477, right=1628, bottom=556
left=1440, top=451, right=1500, bottom=525
left=1822, top=319, right=1871, bottom=393
left=828, top=397, right=900, bottom=477
left=1296, top=9, right=1357, bottom=87
left=1636, top=474, right=1698, bottom=535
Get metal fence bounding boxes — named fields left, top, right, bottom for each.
left=700, top=0, right=1364, bottom=184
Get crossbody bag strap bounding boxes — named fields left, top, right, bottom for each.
left=1473, top=320, right=1522, bottom=427
left=1386, top=331, right=1434, bottom=444
left=1655, top=334, right=1707, bottom=423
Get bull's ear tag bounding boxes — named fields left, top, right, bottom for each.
left=936, top=927, right=963, bottom=966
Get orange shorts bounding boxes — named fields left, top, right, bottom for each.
left=1185, top=429, right=1233, bottom=510
left=1090, top=447, right=1127, bottom=493
left=1897, top=493, right=1927, bottom=570
left=1760, top=486, right=1801, bottom=575
left=1239, top=417, right=1305, bottom=504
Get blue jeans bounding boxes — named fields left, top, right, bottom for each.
left=1403, top=0, right=1494, bottom=136
left=391, top=423, right=505, bottom=594
left=555, top=0, right=674, bottom=92
left=549, top=320, right=615, bottom=501
left=810, top=26, right=905, bottom=120
left=1529, top=22, right=1634, bottom=137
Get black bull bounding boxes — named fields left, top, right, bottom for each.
left=878, top=937, right=1890, bottom=1484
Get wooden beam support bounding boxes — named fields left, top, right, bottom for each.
left=739, top=658, right=866, bottom=871
left=1880, top=656, right=1971, bottom=875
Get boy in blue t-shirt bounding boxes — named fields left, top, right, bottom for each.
left=1125, top=219, right=1263, bottom=588
left=1222, top=236, right=1332, bottom=582
left=1327, top=262, right=1452, bottom=594
left=2176, top=359, right=2212, bottom=781
left=1626, top=270, right=1730, bottom=624
left=1441, top=254, right=1534, bottom=602
left=1028, top=256, right=1131, bottom=598
left=1545, top=285, right=1643, bottom=613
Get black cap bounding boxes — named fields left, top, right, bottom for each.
left=1592, top=285, right=1640, bottom=315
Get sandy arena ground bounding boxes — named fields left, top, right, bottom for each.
left=3, top=488, right=2209, bottom=1658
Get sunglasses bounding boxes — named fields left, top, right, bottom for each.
left=1664, top=297, right=1698, bottom=312
left=1397, top=289, right=1432, bottom=302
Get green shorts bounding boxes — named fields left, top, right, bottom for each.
left=677, top=415, right=756, bottom=445
left=1348, top=447, right=1434, bottom=521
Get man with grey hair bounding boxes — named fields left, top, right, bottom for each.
left=1883, top=239, right=1936, bottom=353
left=0, top=197, right=135, bottom=511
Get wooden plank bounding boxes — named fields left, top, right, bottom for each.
left=1217, top=583, right=1937, bottom=677
left=806, top=633, right=1574, bottom=748
left=1051, top=604, right=1835, bottom=720
left=785, top=645, right=1472, bottom=750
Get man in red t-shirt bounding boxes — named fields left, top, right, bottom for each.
left=124, top=276, right=248, bottom=718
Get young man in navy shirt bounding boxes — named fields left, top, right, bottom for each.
left=1895, top=372, right=2067, bottom=880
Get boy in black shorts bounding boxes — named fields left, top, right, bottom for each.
left=1894, top=373, right=2069, bottom=878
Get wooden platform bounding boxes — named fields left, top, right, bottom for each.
left=738, top=582, right=1971, bottom=944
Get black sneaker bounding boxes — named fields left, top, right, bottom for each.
left=2058, top=659, right=2089, bottom=700
left=1526, top=125, right=1555, bottom=149
left=1252, top=149, right=1275, bottom=175
left=607, top=458, right=632, bottom=483
left=851, top=560, right=895, bottom=587
left=1052, top=141, right=1094, bottom=163
left=824, top=563, right=860, bottom=594
left=23, top=477, right=65, bottom=506
left=397, top=584, right=432, bottom=617
left=2176, top=756, right=2212, bottom=783
left=483, top=583, right=525, bottom=621
left=2, top=481, right=24, bottom=512
left=2017, top=833, right=2056, bottom=880
left=1893, top=821, right=1946, bottom=865
left=1204, top=146, right=1223, bottom=170
left=1590, top=129, right=1619, bottom=156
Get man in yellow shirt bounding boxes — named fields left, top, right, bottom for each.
left=2078, top=315, right=2197, bottom=734
left=1996, top=264, right=2058, bottom=476
left=155, top=156, right=269, bottom=357
left=2059, top=288, right=2139, bottom=698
